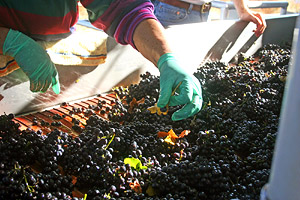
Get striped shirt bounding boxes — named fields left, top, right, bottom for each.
left=0, top=0, right=157, bottom=49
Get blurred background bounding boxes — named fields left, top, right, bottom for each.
left=209, top=0, right=299, bottom=20
left=222, top=0, right=298, bottom=14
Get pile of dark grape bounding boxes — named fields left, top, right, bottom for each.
left=0, top=43, right=291, bottom=200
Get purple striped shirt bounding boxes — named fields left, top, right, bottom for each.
left=0, top=0, right=157, bottom=48
left=114, top=2, right=157, bottom=49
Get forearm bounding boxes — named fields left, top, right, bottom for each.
left=133, top=19, right=172, bottom=66
left=232, top=0, right=251, bottom=18
left=0, top=27, right=9, bottom=54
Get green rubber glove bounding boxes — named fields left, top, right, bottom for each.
left=157, top=53, right=202, bottom=121
left=3, top=29, right=60, bottom=94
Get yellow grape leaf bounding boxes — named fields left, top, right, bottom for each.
left=147, top=105, right=158, bottom=114
left=157, top=129, right=178, bottom=139
left=147, top=103, right=168, bottom=116
left=156, top=107, right=162, bottom=115
left=168, top=129, right=179, bottom=139
left=157, top=129, right=190, bottom=145
left=146, top=82, right=181, bottom=117
left=164, top=134, right=176, bottom=145
left=158, top=129, right=177, bottom=145
left=146, top=185, right=156, bottom=196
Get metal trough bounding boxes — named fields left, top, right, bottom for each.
left=0, top=14, right=298, bottom=116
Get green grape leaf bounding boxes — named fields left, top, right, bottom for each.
left=124, top=157, right=147, bottom=171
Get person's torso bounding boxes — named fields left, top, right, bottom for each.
left=0, top=0, right=79, bottom=41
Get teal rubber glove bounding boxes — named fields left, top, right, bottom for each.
left=157, top=53, right=202, bottom=121
left=3, top=29, right=60, bottom=94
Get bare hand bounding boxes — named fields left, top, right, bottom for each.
left=240, top=11, right=267, bottom=37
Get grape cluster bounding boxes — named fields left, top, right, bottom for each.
left=0, top=115, right=74, bottom=199
left=0, top=44, right=290, bottom=199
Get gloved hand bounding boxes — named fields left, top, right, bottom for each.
left=3, top=29, right=60, bottom=94
left=157, top=53, right=202, bottom=121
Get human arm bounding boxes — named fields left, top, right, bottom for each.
left=233, top=0, right=267, bottom=37
left=80, top=0, right=202, bottom=120
left=133, top=19, right=203, bottom=121
left=0, top=27, right=60, bottom=94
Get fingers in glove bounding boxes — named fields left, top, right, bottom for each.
left=157, top=82, right=173, bottom=108
left=168, top=80, right=193, bottom=106
left=40, top=79, right=52, bottom=93
left=171, top=94, right=203, bottom=121
left=30, top=80, right=43, bottom=93
left=29, top=81, right=37, bottom=92
left=51, top=74, right=60, bottom=94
